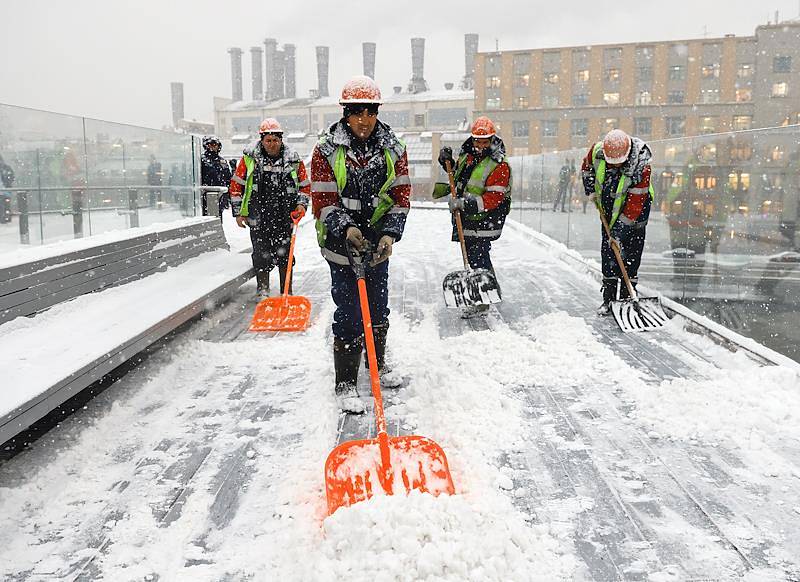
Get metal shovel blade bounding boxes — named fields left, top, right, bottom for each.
left=611, top=296, right=669, bottom=332
left=325, top=435, right=455, bottom=515
left=249, top=296, right=312, bottom=332
left=443, top=268, right=502, bottom=308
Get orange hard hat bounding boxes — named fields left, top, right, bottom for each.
left=339, top=75, right=383, bottom=105
left=602, top=129, right=631, bottom=164
left=259, top=118, right=283, bottom=134
left=470, top=116, right=496, bottom=138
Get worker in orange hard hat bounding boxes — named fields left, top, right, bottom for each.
left=310, top=76, right=412, bottom=412
left=229, top=117, right=310, bottom=296
left=582, top=128, right=655, bottom=315
left=433, top=115, right=512, bottom=317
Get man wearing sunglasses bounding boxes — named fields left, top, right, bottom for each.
left=311, top=76, right=411, bottom=412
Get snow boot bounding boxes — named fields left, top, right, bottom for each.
left=597, top=277, right=619, bottom=316
left=255, top=270, right=270, bottom=297
left=460, top=304, right=489, bottom=319
left=368, top=322, right=402, bottom=389
left=334, top=336, right=365, bottom=413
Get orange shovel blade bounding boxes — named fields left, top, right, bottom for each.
left=249, top=296, right=312, bottom=332
left=324, top=435, right=455, bottom=515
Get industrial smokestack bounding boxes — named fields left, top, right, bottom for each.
left=408, top=38, right=429, bottom=94
left=170, top=81, right=184, bottom=127
left=362, top=42, right=376, bottom=79
left=250, top=46, right=264, bottom=100
left=284, top=43, right=296, bottom=98
left=273, top=48, right=286, bottom=99
left=264, top=38, right=277, bottom=100
left=228, top=47, right=243, bottom=102
left=461, top=33, right=479, bottom=91
left=316, top=46, right=329, bottom=98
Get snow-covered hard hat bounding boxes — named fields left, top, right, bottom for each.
left=602, top=129, right=631, bottom=164
left=259, top=118, right=283, bottom=135
left=470, top=116, right=496, bottom=139
left=339, top=75, right=383, bottom=105
left=202, top=135, right=221, bottom=149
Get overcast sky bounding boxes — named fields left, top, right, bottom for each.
left=1, top=0, right=798, bottom=129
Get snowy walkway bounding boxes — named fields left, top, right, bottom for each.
left=2, top=208, right=799, bottom=581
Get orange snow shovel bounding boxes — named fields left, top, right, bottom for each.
left=324, top=241, right=456, bottom=515
left=249, top=209, right=311, bottom=332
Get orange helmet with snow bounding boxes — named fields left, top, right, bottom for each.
left=339, top=75, right=383, bottom=105
left=259, top=118, right=283, bottom=134
left=470, top=116, right=496, bottom=139
left=602, top=129, right=631, bottom=164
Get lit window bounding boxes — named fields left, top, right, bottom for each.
left=635, top=91, right=652, bottom=106
left=486, top=76, right=501, bottom=89
left=668, top=65, right=686, bottom=80
left=515, top=74, right=530, bottom=88
left=515, top=96, right=529, bottom=109
left=544, top=72, right=559, bottom=84
left=603, top=118, right=619, bottom=133
left=772, top=82, right=789, bottom=98
left=575, top=69, right=590, bottom=83
left=605, top=68, right=620, bottom=82
left=700, top=116, right=717, bottom=134
left=735, top=88, right=752, bottom=102
left=737, top=64, right=753, bottom=79
left=702, top=64, right=720, bottom=78
left=486, top=97, right=501, bottom=110
left=603, top=92, right=620, bottom=106
left=732, top=115, right=752, bottom=131
left=701, top=88, right=720, bottom=103
left=770, top=146, right=784, bottom=161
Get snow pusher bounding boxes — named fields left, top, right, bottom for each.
left=441, top=160, right=502, bottom=308
left=324, top=242, right=455, bottom=515
left=249, top=209, right=312, bottom=332
left=593, top=200, right=668, bottom=332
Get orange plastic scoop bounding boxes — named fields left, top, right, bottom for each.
left=250, top=210, right=311, bottom=332
left=324, top=242, right=455, bottom=515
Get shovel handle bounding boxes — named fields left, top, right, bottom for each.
left=280, top=211, right=304, bottom=300
left=444, top=160, right=471, bottom=270
left=593, top=197, right=639, bottom=303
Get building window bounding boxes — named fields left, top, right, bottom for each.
left=414, top=114, right=425, bottom=127
left=514, top=96, right=529, bottom=109
left=770, top=146, right=785, bottom=161
left=772, top=82, right=789, bottom=98
left=668, top=65, right=686, bottom=81
left=572, top=93, right=589, bottom=106
left=702, top=63, right=720, bottom=78
left=542, top=120, right=559, bottom=137
left=603, top=92, right=620, bottom=106
left=515, top=74, right=530, bottom=88
left=486, top=97, right=501, bottom=109
left=512, top=120, right=530, bottom=137
left=700, top=116, right=718, bottom=134
left=486, top=56, right=501, bottom=75
left=575, top=69, right=590, bottom=83
left=571, top=119, right=588, bottom=136
left=638, top=66, right=653, bottom=81
left=735, top=88, right=752, bottom=102
left=486, top=76, right=501, bottom=89
left=605, top=68, right=620, bottom=82
left=541, top=95, right=559, bottom=107
left=667, top=90, right=685, bottom=104
left=774, top=56, right=792, bottom=73
left=634, top=117, right=652, bottom=136
left=513, top=54, right=531, bottom=73
left=604, top=47, right=622, bottom=61
left=670, top=43, right=688, bottom=58
left=603, top=118, right=619, bottom=133
left=665, top=116, right=685, bottom=136
left=732, top=115, right=752, bottom=130
left=635, top=91, right=652, bottom=106
left=737, top=64, right=753, bottom=79
left=544, top=72, right=560, bottom=84
left=700, top=88, right=720, bottom=103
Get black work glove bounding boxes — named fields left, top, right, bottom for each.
left=438, top=147, right=455, bottom=171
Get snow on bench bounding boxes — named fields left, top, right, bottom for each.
left=0, top=218, right=253, bottom=445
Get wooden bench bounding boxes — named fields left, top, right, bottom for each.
left=0, top=218, right=253, bottom=445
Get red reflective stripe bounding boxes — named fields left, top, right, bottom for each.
left=229, top=157, right=248, bottom=198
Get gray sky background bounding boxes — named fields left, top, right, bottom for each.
left=1, top=0, right=799, bottom=129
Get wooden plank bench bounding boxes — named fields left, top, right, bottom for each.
left=0, top=218, right=253, bottom=445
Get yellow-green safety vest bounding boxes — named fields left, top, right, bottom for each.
left=591, top=141, right=654, bottom=228
left=239, top=154, right=300, bottom=217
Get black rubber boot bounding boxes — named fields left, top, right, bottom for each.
left=255, top=270, right=269, bottom=296
left=334, top=337, right=365, bottom=413
left=368, top=323, right=402, bottom=388
left=598, top=277, right=619, bottom=316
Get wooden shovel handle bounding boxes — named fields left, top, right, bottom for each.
left=593, top=198, right=638, bottom=302
left=444, top=160, right=471, bottom=270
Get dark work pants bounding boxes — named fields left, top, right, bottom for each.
left=601, top=223, right=646, bottom=280
left=328, top=259, right=389, bottom=342
left=465, top=238, right=494, bottom=272
left=248, top=220, right=291, bottom=275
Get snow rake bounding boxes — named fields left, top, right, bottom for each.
left=249, top=210, right=311, bottom=332
left=594, top=200, right=668, bottom=332
left=441, top=160, right=501, bottom=308
left=324, top=242, right=455, bottom=515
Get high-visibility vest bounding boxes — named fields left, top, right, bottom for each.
left=591, top=141, right=654, bottom=228
left=239, top=154, right=300, bottom=217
